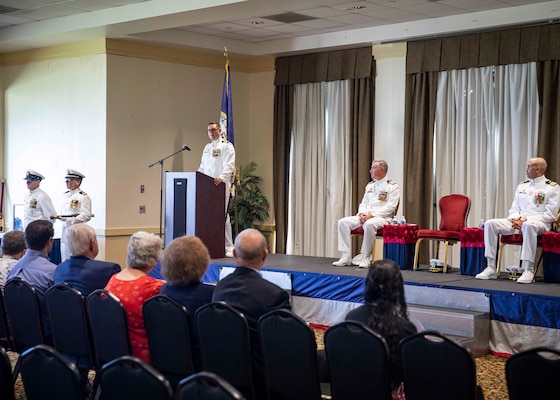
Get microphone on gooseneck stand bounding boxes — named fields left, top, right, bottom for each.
left=183, top=145, right=191, bottom=151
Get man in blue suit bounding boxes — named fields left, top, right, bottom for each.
left=54, top=223, right=120, bottom=296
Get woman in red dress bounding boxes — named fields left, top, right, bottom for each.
left=105, top=231, right=163, bottom=364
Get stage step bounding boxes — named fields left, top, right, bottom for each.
left=408, top=304, right=489, bottom=357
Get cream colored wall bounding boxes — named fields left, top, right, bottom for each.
left=0, top=39, right=275, bottom=266
left=2, top=52, right=108, bottom=256
left=103, top=44, right=275, bottom=265
left=246, top=71, right=275, bottom=223
left=373, top=43, right=406, bottom=217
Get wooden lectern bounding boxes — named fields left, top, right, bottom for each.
left=165, top=172, right=225, bottom=258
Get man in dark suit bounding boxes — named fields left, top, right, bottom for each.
left=54, top=223, right=120, bottom=296
left=212, top=228, right=290, bottom=326
left=212, top=228, right=291, bottom=397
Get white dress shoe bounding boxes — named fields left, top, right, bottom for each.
left=358, top=255, right=372, bottom=269
left=333, top=255, right=352, bottom=267
left=475, top=267, right=497, bottom=280
left=516, top=270, right=535, bottom=284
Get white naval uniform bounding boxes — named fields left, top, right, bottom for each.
left=24, top=187, right=58, bottom=228
left=484, top=176, right=560, bottom=263
left=337, top=178, right=400, bottom=256
left=198, top=138, right=236, bottom=252
left=60, top=188, right=92, bottom=261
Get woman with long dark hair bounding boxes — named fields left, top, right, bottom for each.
left=346, top=259, right=417, bottom=399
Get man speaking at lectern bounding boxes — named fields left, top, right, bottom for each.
left=198, top=122, right=236, bottom=257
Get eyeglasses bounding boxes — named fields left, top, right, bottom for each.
left=208, top=128, right=220, bottom=132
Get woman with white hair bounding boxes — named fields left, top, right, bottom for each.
left=104, top=231, right=163, bottom=364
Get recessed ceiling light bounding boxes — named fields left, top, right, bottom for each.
left=345, top=5, right=366, bottom=10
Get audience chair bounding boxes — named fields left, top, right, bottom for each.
left=399, top=331, right=480, bottom=400
left=413, top=194, right=471, bottom=272
left=86, top=289, right=131, bottom=367
left=350, top=200, right=399, bottom=262
left=258, top=309, right=322, bottom=400
left=46, top=284, right=96, bottom=369
left=196, top=301, right=255, bottom=400
left=0, top=346, right=15, bottom=400
left=98, top=355, right=173, bottom=400
left=19, top=344, right=83, bottom=400
left=324, top=321, right=391, bottom=400
left=0, top=289, right=14, bottom=351
left=4, top=278, right=44, bottom=353
left=496, top=234, right=543, bottom=281
left=143, top=294, right=195, bottom=386
left=506, top=347, right=560, bottom=400
left=176, top=371, right=247, bottom=400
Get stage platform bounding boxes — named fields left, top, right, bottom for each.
left=201, top=254, right=560, bottom=357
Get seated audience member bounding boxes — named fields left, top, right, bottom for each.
left=160, top=235, right=214, bottom=370
left=212, top=228, right=291, bottom=396
left=7, top=220, right=57, bottom=343
left=0, top=230, right=26, bottom=290
left=346, top=259, right=417, bottom=399
left=104, top=231, right=163, bottom=364
left=212, top=228, right=291, bottom=329
left=54, top=224, right=120, bottom=296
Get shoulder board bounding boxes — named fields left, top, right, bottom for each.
left=546, top=180, right=558, bottom=186
left=388, top=180, right=397, bottom=185
left=64, top=190, right=70, bottom=194
left=79, top=190, right=87, bottom=195
left=368, top=180, right=375, bottom=184
left=520, top=180, right=529, bottom=184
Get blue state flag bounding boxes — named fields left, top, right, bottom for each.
left=220, top=58, right=234, bottom=145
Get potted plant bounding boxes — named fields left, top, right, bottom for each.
left=228, top=161, right=270, bottom=237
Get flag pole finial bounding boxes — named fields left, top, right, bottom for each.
left=224, top=46, right=228, bottom=58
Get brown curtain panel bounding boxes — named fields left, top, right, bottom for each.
left=406, top=24, right=559, bottom=74
left=349, top=77, right=375, bottom=255
left=403, top=72, right=437, bottom=264
left=537, top=60, right=560, bottom=182
left=273, top=47, right=375, bottom=253
left=273, top=84, right=294, bottom=254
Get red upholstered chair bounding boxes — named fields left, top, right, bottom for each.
left=350, top=200, right=399, bottom=261
left=496, top=234, right=543, bottom=281
left=413, top=194, right=471, bottom=272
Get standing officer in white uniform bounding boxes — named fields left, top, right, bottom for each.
left=198, top=122, right=236, bottom=257
left=59, top=169, right=92, bottom=261
left=333, top=160, right=400, bottom=268
left=476, top=157, right=560, bottom=284
left=23, top=170, right=57, bottom=228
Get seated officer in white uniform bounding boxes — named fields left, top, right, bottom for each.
left=476, top=157, right=560, bottom=284
left=333, top=160, right=400, bottom=268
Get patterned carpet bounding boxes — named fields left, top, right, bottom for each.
left=475, top=354, right=508, bottom=400
left=311, top=329, right=508, bottom=400
left=9, top=336, right=509, bottom=400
